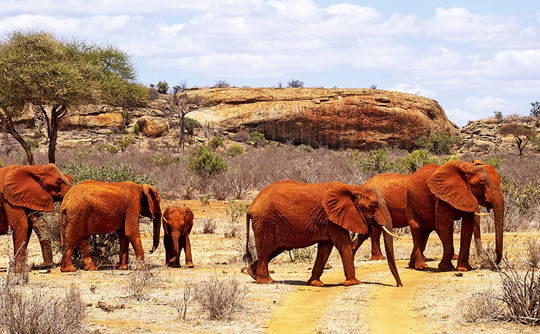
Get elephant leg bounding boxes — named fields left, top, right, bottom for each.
left=6, top=207, right=31, bottom=273
left=456, top=213, right=475, bottom=271
left=435, top=204, right=456, bottom=272
left=164, top=233, right=172, bottom=265
left=253, top=247, right=283, bottom=284
left=329, top=226, right=360, bottom=286
left=117, top=229, right=130, bottom=270
left=78, top=238, right=97, bottom=271
left=369, top=226, right=385, bottom=260
left=30, top=214, right=53, bottom=268
left=419, top=228, right=432, bottom=261
left=184, top=234, right=194, bottom=268
left=60, top=224, right=82, bottom=272
left=409, top=225, right=428, bottom=270
left=124, top=211, right=144, bottom=265
left=307, top=240, right=333, bottom=286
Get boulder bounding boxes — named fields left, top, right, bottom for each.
left=137, top=116, right=169, bottom=138
left=187, top=88, right=457, bottom=149
left=60, top=113, right=124, bottom=131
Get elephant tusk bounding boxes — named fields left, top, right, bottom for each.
left=162, top=216, right=169, bottom=223
left=382, top=226, right=400, bottom=239
left=474, top=212, right=490, bottom=217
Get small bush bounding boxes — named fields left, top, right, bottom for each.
left=227, top=144, right=244, bottom=157
left=187, top=146, right=227, bottom=177
left=484, top=157, right=502, bottom=169
left=396, top=149, right=438, bottom=172
left=208, top=137, right=225, bottom=150
left=225, top=200, right=249, bottom=238
left=127, top=261, right=160, bottom=301
left=184, top=117, right=201, bottom=135
left=415, top=132, right=462, bottom=155
left=289, top=246, right=315, bottom=263
left=173, top=281, right=192, bottom=321
left=525, top=238, right=540, bottom=269
left=0, top=285, right=85, bottom=334
left=157, top=81, right=169, bottom=94
left=199, top=195, right=210, bottom=206
left=287, top=79, right=304, bottom=88
left=96, top=143, right=119, bottom=154
left=63, top=161, right=156, bottom=185
left=299, top=144, right=314, bottom=153
left=193, top=275, right=247, bottom=320
left=0, top=158, right=4, bottom=167
left=462, top=290, right=502, bottom=323
left=247, top=131, right=266, bottom=147
left=212, top=80, right=231, bottom=88
left=151, top=155, right=180, bottom=167
left=115, top=135, right=135, bottom=152
left=202, top=218, right=217, bottom=234
left=494, top=111, right=503, bottom=121
left=362, top=148, right=392, bottom=173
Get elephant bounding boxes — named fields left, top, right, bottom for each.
left=407, top=160, right=504, bottom=271
left=354, top=172, right=482, bottom=262
left=59, top=180, right=162, bottom=272
left=0, top=164, right=71, bottom=271
left=244, top=180, right=403, bottom=287
left=162, top=206, right=194, bottom=268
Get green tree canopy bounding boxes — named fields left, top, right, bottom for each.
left=500, top=123, right=536, bottom=156
left=0, top=31, right=148, bottom=164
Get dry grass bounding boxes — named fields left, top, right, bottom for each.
left=461, top=290, right=503, bottom=323
left=126, top=260, right=161, bottom=301
left=193, top=274, right=248, bottom=321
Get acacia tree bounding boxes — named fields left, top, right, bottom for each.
left=170, top=86, right=209, bottom=151
left=0, top=31, right=147, bottom=164
left=500, top=123, right=536, bottom=156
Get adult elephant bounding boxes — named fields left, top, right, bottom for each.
left=162, top=206, right=194, bottom=268
left=0, top=164, right=71, bottom=271
left=244, top=180, right=403, bottom=287
left=407, top=160, right=504, bottom=271
left=354, top=173, right=482, bottom=262
left=59, top=180, right=162, bottom=272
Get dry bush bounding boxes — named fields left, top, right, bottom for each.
left=193, top=275, right=247, bottom=321
left=225, top=201, right=249, bottom=238
left=127, top=261, right=160, bottom=301
left=524, top=238, right=540, bottom=269
left=1, top=229, right=30, bottom=287
left=72, top=233, right=119, bottom=269
left=461, top=290, right=503, bottom=323
left=202, top=218, right=217, bottom=234
left=289, top=246, right=316, bottom=263
left=0, top=285, right=85, bottom=334
left=470, top=241, right=500, bottom=270
left=173, top=280, right=192, bottom=321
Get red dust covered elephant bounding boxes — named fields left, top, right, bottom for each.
left=244, top=180, right=403, bottom=287
left=162, top=206, right=194, bottom=268
left=59, top=180, right=162, bottom=272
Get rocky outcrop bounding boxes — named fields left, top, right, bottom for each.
left=188, top=88, right=457, bottom=149
left=458, top=116, right=539, bottom=154
left=59, top=113, right=125, bottom=131
left=137, top=116, right=169, bottom=137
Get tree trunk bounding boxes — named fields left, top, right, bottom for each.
left=42, top=104, right=67, bottom=164
left=0, top=111, right=35, bottom=165
left=180, top=112, right=186, bottom=151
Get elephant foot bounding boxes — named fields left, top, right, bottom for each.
left=255, top=277, right=274, bottom=284
left=185, top=262, right=194, bottom=268
left=166, top=262, right=181, bottom=268
left=247, top=261, right=258, bottom=280
left=344, top=278, right=361, bottom=286
left=307, top=279, right=324, bottom=287
left=34, top=261, right=54, bottom=269
left=61, top=264, right=77, bottom=272
left=84, top=263, right=97, bottom=271
left=370, top=254, right=386, bottom=261
left=118, top=264, right=128, bottom=270
left=438, top=261, right=455, bottom=272
left=456, top=263, right=473, bottom=272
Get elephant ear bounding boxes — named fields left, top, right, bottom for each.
left=427, top=161, right=479, bottom=212
left=142, top=184, right=161, bottom=219
left=3, top=166, right=54, bottom=212
left=322, top=184, right=369, bottom=234
left=184, top=208, right=194, bottom=234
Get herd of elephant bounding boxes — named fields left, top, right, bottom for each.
left=0, top=159, right=504, bottom=288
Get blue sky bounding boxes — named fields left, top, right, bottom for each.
left=1, top=0, right=540, bottom=126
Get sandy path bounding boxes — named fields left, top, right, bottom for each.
left=369, top=264, right=427, bottom=333
left=267, top=263, right=390, bottom=334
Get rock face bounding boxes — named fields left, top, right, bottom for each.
left=137, top=116, right=169, bottom=137
left=0, top=88, right=461, bottom=154
left=459, top=116, right=540, bottom=154
left=188, top=88, right=457, bottom=149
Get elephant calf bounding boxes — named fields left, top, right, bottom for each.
left=162, top=206, right=194, bottom=268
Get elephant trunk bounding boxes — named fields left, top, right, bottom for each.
left=473, top=215, right=482, bottom=256
left=374, top=202, right=403, bottom=287
left=149, top=211, right=161, bottom=254
left=492, top=195, right=504, bottom=265
left=169, top=230, right=181, bottom=263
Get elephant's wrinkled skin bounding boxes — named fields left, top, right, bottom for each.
left=407, top=160, right=504, bottom=271
left=162, top=206, right=194, bottom=268
left=244, top=180, right=403, bottom=287
left=0, top=164, right=71, bottom=271
left=60, top=180, right=162, bottom=272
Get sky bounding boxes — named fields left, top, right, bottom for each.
left=1, top=0, right=540, bottom=126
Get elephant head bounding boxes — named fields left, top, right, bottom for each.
left=140, top=184, right=162, bottom=254
left=2, top=163, right=71, bottom=211
left=427, top=160, right=504, bottom=264
left=322, top=184, right=403, bottom=286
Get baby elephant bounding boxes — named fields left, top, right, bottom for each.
left=162, top=206, right=194, bottom=268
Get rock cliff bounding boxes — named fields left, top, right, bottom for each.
left=1, top=87, right=459, bottom=154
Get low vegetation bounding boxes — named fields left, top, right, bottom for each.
left=193, top=275, right=247, bottom=321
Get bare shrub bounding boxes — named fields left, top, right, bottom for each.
left=225, top=201, right=249, bottom=238
left=193, top=275, right=247, bottom=320
left=0, top=285, right=85, bottom=334
left=497, top=257, right=540, bottom=325
left=1, top=229, right=30, bottom=287
left=289, top=246, right=316, bottom=263
left=127, top=261, right=160, bottom=301
left=461, top=290, right=502, bottom=323
left=173, top=280, right=192, bottom=321
left=524, top=238, right=540, bottom=269
left=72, top=233, right=119, bottom=269
left=225, top=169, right=252, bottom=200
left=471, top=241, right=500, bottom=271
left=202, top=218, right=217, bottom=234
left=210, top=178, right=229, bottom=201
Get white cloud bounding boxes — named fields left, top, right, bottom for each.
left=465, top=96, right=519, bottom=114
left=386, top=83, right=437, bottom=99
left=268, top=0, right=321, bottom=21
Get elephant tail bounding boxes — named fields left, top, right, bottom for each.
left=243, top=212, right=253, bottom=265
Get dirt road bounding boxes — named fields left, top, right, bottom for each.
left=267, top=261, right=427, bottom=334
